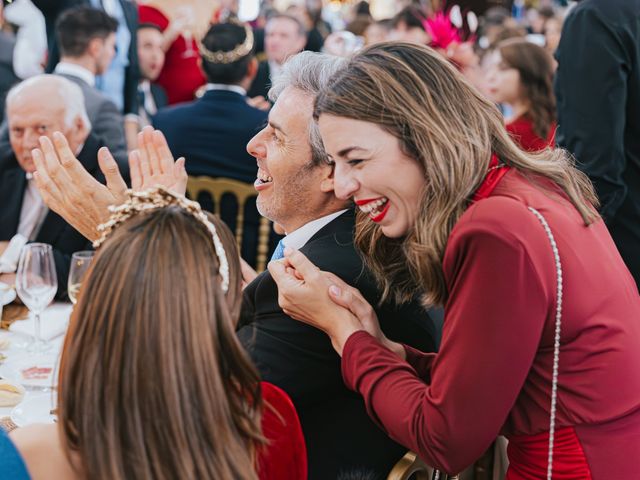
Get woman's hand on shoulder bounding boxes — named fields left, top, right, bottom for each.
left=268, top=249, right=364, bottom=355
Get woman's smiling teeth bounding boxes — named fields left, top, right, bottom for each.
left=358, top=197, right=389, bottom=216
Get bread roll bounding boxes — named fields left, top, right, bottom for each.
left=0, top=380, right=25, bottom=407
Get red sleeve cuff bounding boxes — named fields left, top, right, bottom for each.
left=341, top=330, right=380, bottom=391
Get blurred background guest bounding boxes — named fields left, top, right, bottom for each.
left=0, top=1, right=20, bottom=120
left=388, top=6, right=430, bottom=45
left=8, top=191, right=307, bottom=480
left=247, top=14, right=306, bottom=101
left=153, top=22, right=267, bottom=267
left=555, top=0, right=640, bottom=291
left=486, top=38, right=556, bottom=151
left=363, top=18, right=392, bottom=45
left=0, top=75, right=102, bottom=298
left=135, top=22, right=167, bottom=129
left=138, top=0, right=218, bottom=104
left=543, top=14, right=562, bottom=55
left=2, top=0, right=47, bottom=81
left=33, top=0, right=139, bottom=117
left=53, top=6, right=128, bottom=166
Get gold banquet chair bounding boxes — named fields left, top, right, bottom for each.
left=388, top=452, right=431, bottom=480
left=186, top=176, right=272, bottom=272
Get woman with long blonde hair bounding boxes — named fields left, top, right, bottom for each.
left=8, top=189, right=307, bottom=480
left=269, top=43, right=640, bottom=478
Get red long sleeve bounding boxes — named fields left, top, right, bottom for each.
left=343, top=201, right=552, bottom=474
left=342, top=171, right=640, bottom=478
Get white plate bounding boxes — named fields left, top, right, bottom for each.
left=11, top=393, right=56, bottom=427
left=0, top=353, right=59, bottom=388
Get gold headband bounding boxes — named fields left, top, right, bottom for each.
left=198, top=23, right=254, bottom=64
left=93, top=187, right=230, bottom=292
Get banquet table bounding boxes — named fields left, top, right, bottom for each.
left=0, top=303, right=71, bottom=423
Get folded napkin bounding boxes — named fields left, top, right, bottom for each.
left=0, top=235, right=27, bottom=274
left=9, top=303, right=72, bottom=341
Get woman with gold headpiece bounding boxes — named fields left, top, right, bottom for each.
left=5, top=187, right=308, bottom=479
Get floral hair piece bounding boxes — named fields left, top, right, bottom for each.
left=93, top=187, right=230, bottom=292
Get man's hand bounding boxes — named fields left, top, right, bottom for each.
left=32, top=133, right=128, bottom=241
left=0, top=242, right=9, bottom=257
left=130, top=127, right=187, bottom=195
left=240, top=258, right=258, bottom=289
left=32, top=127, right=188, bottom=242
left=247, top=96, right=271, bottom=111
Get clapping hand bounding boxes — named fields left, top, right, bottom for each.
left=32, top=127, right=187, bottom=241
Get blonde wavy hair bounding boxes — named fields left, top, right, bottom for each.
left=314, top=42, right=598, bottom=306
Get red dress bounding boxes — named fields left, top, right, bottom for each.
left=258, top=382, right=307, bottom=479
left=506, top=115, right=556, bottom=151
left=138, top=6, right=206, bottom=105
left=341, top=169, right=640, bottom=478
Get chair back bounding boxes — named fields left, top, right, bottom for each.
left=388, top=451, right=436, bottom=480
left=186, top=176, right=272, bottom=272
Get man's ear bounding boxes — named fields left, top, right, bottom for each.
left=319, top=162, right=335, bottom=193
left=87, top=37, right=102, bottom=59
left=246, top=57, right=258, bottom=81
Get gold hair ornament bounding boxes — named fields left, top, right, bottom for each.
left=198, top=22, right=254, bottom=64
left=92, top=187, right=230, bottom=292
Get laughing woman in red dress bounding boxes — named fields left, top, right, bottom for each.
left=486, top=38, right=557, bottom=152
left=269, top=43, right=640, bottom=478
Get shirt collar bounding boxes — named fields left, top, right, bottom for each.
left=54, top=62, right=96, bottom=87
left=282, top=209, right=349, bottom=251
left=204, top=83, right=247, bottom=96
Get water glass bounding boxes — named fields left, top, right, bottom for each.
left=15, top=243, right=57, bottom=353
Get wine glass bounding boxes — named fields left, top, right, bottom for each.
left=67, top=251, right=94, bottom=305
left=177, top=6, right=197, bottom=59
left=15, top=243, right=57, bottom=353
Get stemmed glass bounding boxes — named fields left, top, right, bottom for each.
left=177, top=6, right=197, bottom=59
left=67, top=251, right=94, bottom=305
left=15, top=243, right=57, bottom=353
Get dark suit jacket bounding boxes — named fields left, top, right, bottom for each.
left=0, top=31, right=19, bottom=121
left=238, top=210, right=442, bottom=480
left=0, top=134, right=105, bottom=298
left=554, top=0, right=640, bottom=289
left=56, top=72, right=128, bottom=169
left=153, top=89, right=271, bottom=265
left=247, top=61, right=271, bottom=100
left=150, top=83, right=168, bottom=111
left=34, top=0, right=139, bottom=115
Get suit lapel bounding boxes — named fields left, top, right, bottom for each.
left=0, top=164, right=26, bottom=239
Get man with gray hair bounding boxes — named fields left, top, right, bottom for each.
left=239, top=51, right=440, bottom=479
left=0, top=74, right=106, bottom=298
left=29, top=52, right=441, bottom=478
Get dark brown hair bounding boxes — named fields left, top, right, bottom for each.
left=314, top=42, right=598, bottom=306
left=58, top=205, right=263, bottom=479
left=497, top=38, right=556, bottom=139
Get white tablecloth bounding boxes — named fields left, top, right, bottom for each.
left=0, top=302, right=70, bottom=419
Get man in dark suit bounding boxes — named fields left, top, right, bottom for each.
left=247, top=14, right=306, bottom=101
left=555, top=0, right=640, bottom=291
left=136, top=23, right=168, bottom=128
left=238, top=51, right=442, bottom=480
left=153, top=22, right=269, bottom=266
left=0, top=75, right=104, bottom=297
left=32, top=0, right=139, bottom=116
left=0, top=3, right=20, bottom=120
left=53, top=6, right=127, bottom=167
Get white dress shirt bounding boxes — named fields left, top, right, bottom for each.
left=54, top=62, right=96, bottom=87
left=281, top=209, right=349, bottom=251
